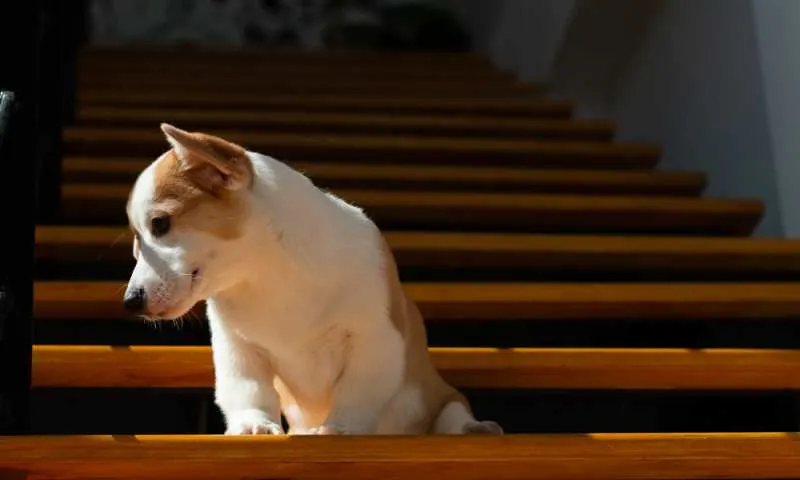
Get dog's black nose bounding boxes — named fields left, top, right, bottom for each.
left=123, top=287, right=146, bottom=313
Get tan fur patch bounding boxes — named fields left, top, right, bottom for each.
left=149, top=131, right=254, bottom=240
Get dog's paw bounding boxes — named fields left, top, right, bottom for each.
left=463, top=420, right=503, bottom=435
left=225, top=409, right=283, bottom=435
left=304, top=425, right=346, bottom=435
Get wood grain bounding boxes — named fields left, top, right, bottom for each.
left=33, top=281, right=800, bottom=321
left=63, top=127, right=659, bottom=169
left=80, top=78, right=541, bottom=98
left=31, top=344, right=800, bottom=390
left=61, top=156, right=704, bottom=195
left=77, top=92, right=574, bottom=118
left=59, top=184, right=763, bottom=235
left=76, top=108, right=614, bottom=140
left=6, top=432, right=800, bottom=480
left=35, top=227, right=800, bottom=275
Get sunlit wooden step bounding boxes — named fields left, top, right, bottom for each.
left=63, top=128, right=659, bottom=168
left=61, top=157, right=702, bottom=195
left=35, top=227, right=800, bottom=279
left=31, top=345, right=800, bottom=390
left=58, top=184, right=762, bottom=235
left=6, top=432, right=798, bottom=480
left=75, top=108, right=614, bottom=140
left=33, top=281, right=800, bottom=321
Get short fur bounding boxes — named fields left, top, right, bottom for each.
left=124, top=123, right=503, bottom=435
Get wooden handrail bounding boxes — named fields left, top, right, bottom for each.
left=2, top=433, right=800, bottom=479
left=31, top=345, right=800, bottom=389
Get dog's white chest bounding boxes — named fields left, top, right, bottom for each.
left=208, top=295, right=350, bottom=406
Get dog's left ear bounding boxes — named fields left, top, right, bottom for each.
left=160, top=123, right=252, bottom=191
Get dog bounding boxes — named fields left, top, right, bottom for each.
left=123, top=123, right=503, bottom=436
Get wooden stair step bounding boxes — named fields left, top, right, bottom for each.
left=59, top=184, right=762, bottom=235
left=64, top=128, right=658, bottom=168
left=30, top=344, right=800, bottom=390
left=80, top=79, right=541, bottom=98
left=79, top=65, right=518, bottom=83
left=77, top=92, right=574, bottom=118
left=75, top=108, right=615, bottom=141
left=79, top=46, right=495, bottom=68
left=62, top=157, right=703, bottom=195
left=33, top=281, right=800, bottom=321
left=35, top=227, right=800, bottom=276
left=7, top=432, right=799, bottom=480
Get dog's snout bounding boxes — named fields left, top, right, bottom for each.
left=123, top=286, right=147, bottom=313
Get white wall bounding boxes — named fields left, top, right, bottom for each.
left=753, top=2, right=800, bottom=237
left=448, top=0, right=575, bottom=82
left=610, top=0, right=783, bottom=236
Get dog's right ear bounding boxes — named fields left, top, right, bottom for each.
left=160, top=123, right=253, bottom=191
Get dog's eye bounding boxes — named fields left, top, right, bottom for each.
left=151, top=215, right=171, bottom=238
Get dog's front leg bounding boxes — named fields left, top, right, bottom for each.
left=210, top=319, right=283, bottom=435
left=312, top=332, right=404, bottom=435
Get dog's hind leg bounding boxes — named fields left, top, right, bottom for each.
left=431, top=393, right=503, bottom=435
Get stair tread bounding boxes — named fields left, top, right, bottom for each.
left=76, top=108, right=613, bottom=139
left=31, top=344, right=800, bottom=389
left=35, top=227, right=800, bottom=274
left=62, top=157, right=705, bottom=195
left=64, top=127, right=658, bottom=157
left=33, top=281, right=800, bottom=320
left=59, top=184, right=763, bottom=234
left=77, top=92, right=575, bottom=117
left=80, top=80, right=541, bottom=97
left=7, top=432, right=798, bottom=480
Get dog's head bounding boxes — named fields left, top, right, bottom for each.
left=123, top=123, right=255, bottom=320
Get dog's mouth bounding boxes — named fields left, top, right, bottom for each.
left=191, top=268, right=200, bottom=286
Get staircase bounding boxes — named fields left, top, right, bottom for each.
left=4, top=44, right=800, bottom=478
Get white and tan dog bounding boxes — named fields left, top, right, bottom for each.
left=123, top=123, right=503, bottom=436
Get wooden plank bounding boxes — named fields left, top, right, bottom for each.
left=77, top=92, right=575, bottom=118
left=30, top=344, right=800, bottom=390
left=79, top=64, right=518, bottom=82
left=6, top=432, right=800, bottom=480
left=33, top=227, right=800, bottom=275
left=64, top=127, right=658, bottom=168
left=33, top=281, right=800, bottom=321
left=61, top=157, right=705, bottom=196
left=79, top=79, right=541, bottom=98
left=75, top=108, right=615, bottom=140
left=79, top=46, right=495, bottom=67
left=59, top=184, right=762, bottom=235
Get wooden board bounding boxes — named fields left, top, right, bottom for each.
left=5, top=432, right=799, bottom=480
left=61, top=157, right=705, bottom=195
left=76, top=92, right=574, bottom=118
left=63, top=127, right=659, bottom=168
left=58, top=184, right=763, bottom=235
left=30, top=344, right=800, bottom=390
left=75, top=108, right=615, bottom=140
left=34, top=227, right=800, bottom=275
left=79, top=79, right=542, bottom=98
left=33, top=281, right=800, bottom=321
left=79, top=46, right=495, bottom=66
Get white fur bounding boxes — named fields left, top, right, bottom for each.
left=127, top=150, right=427, bottom=434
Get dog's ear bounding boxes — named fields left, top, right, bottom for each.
left=160, top=123, right=252, bottom=191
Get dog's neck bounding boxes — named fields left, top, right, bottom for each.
left=204, top=152, right=350, bottom=307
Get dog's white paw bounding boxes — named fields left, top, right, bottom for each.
left=225, top=409, right=283, bottom=435
left=463, top=420, right=503, bottom=435
left=294, top=425, right=346, bottom=435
